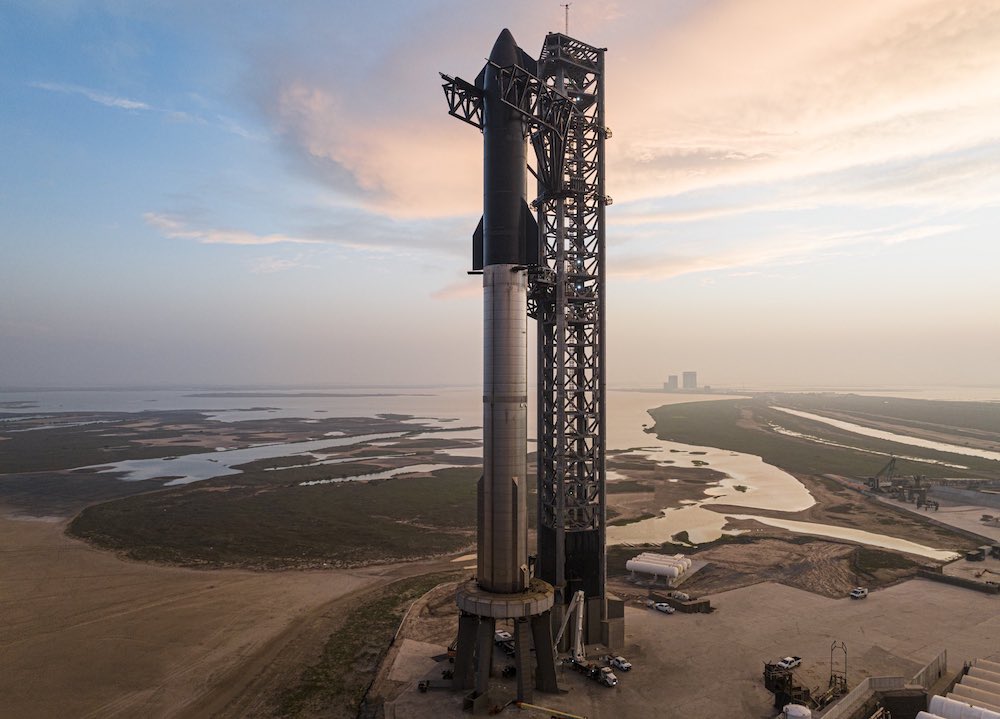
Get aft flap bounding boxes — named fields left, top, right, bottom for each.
left=517, top=48, right=538, bottom=77
left=473, top=216, right=484, bottom=271
left=520, top=202, right=539, bottom=266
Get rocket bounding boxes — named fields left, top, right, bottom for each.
left=442, top=30, right=565, bottom=699
left=471, top=29, right=538, bottom=594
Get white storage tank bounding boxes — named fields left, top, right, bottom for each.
left=636, top=552, right=683, bottom=566
left=970, top=668, right=1000, bottom=686
left=929, top=694, right=1000, bottom=719
left=964, top=676, right=1000, bottom=695
left=780, top=704, right=812, bottom=718
left=625, top=559, right=679, bottom=578
left=950, top=683, right=1000, bottom=712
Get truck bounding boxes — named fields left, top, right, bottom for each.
left=606, top=655, right=632, bottom=672
left=849, top=587, right=868, bottom=599
left=571, top=659, right=618, bottom=687
left=651, top=601, right=675, bottom=614
left=776, top=656, right=802, bottom=670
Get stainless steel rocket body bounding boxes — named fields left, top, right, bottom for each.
left=478, top=30, right=530, bottom=594
left=480, top=264, right=528, bottom=593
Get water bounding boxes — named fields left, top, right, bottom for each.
left=300, top=464, right=459, bottom=486
left=769, top=423, right=970, bottom=469
left=82, top=433, right=407, bottom=485
left=0, top=386, right=975, bottom=556
left=774, top=407, right=1000, bottom=462
left=603, top=392, right=816, bottom=546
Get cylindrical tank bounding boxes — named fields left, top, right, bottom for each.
left=625, top=559, right=679, bottom=577
left=930, top=693, right=1000, bottom=719
left=634, top=555, right=682, bottom=569
left=964, top=676, right=1000, bottom=695
left=950, top=684, right=1000, bottom=712
left=636, top=553, right=688, bottom=570
left=782, top=704, right=812, bottom=718
left=970, top=668, right=1000, bottom=686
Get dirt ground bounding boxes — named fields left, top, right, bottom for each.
left=385, top=579, right=1000, bottom=719
left=0, top=512, right=397, bottom=719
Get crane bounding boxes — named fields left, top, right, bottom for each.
left=869, top=457, right=897, bottom=491
left=552, top=590, right=586, bottom=663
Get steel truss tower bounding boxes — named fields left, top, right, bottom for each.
left=528, top=33, right=621, bottom=647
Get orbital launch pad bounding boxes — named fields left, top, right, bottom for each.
left=442, top=27, right=621, bottom=709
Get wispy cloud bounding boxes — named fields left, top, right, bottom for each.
left=249, top=255, right=316, bottom=273
left=611, top=222, right=964, bottom=281
left=30, top=81, right=149, bottom=110
left=30, top=81, right=265, bottom=141
left=431, top=280, right=479, bottom=301
left=608, top=0, right=1000, bottom=204
left=143, top=212, right=322, bottom=246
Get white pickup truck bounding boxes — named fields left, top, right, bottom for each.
left=850, top=587, right=869, bottom=599
left=606, top=655, right=632, bottom=672
left=776, top=656, right=802, bottom=670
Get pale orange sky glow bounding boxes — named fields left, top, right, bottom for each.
left=2, top=0, right=998, bottom=390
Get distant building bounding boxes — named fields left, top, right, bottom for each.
left=664, top=375, right=678, bottom=391
left=682, top=371, right=697, bottom=390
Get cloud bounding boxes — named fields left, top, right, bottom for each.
left=30, top=81, right=266, bottom=141
left=30, top=81, right=149, bottom=110
left=608, top=0, right=1000, bottom=204
left=242, top=0, right=1000, bottom=233
left=610, top=222, right=964, bottom=281
left=431, top=280, right=479, bottom=301
left=249, top=256, right=316, bottom=274
left=143, top=212, right=322, bottom=246
left=269, top=81, right=481, bottom=218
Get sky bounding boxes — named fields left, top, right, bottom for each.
left=2, top=0, right=999, bottom=390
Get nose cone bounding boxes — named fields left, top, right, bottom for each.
left=489, top=28, right=520, bottom=66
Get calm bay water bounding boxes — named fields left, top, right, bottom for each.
left=0, top=385, right=983, bottom=557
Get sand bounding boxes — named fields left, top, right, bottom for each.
left=0, top=513, right=381, bottom=719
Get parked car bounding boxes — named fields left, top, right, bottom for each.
left=776, top=656, right=802, bottom=670
left=849, top=587, right=869, bottom=599
left=608, top=655, right=632, bottom=672
left=653, top=602, right=675, bottom=614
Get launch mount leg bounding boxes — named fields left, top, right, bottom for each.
left=531, top=609, right=559, bottom=693
left=513, top=617, right=532, bottom=702
left=452, top=612, right=477, bottom=691
left=475, top=616, right=495, bottom=697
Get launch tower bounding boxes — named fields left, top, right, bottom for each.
left=529, top=32, right=622, bottom=649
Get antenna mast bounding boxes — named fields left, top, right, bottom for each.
left=561, top=3, right=571, bottom=33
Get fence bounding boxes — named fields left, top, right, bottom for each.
left=821, top=652, right=949, bottom=719
left=912, top=650, right=949, bottom=690
left=917, top=568, right=1000, bottom=594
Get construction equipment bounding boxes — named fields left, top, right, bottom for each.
left=829, top=641, right=848, bottom=697
left=552, top=590, right=586, bottom=662
left=869, top=457, right=897, bottom=491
